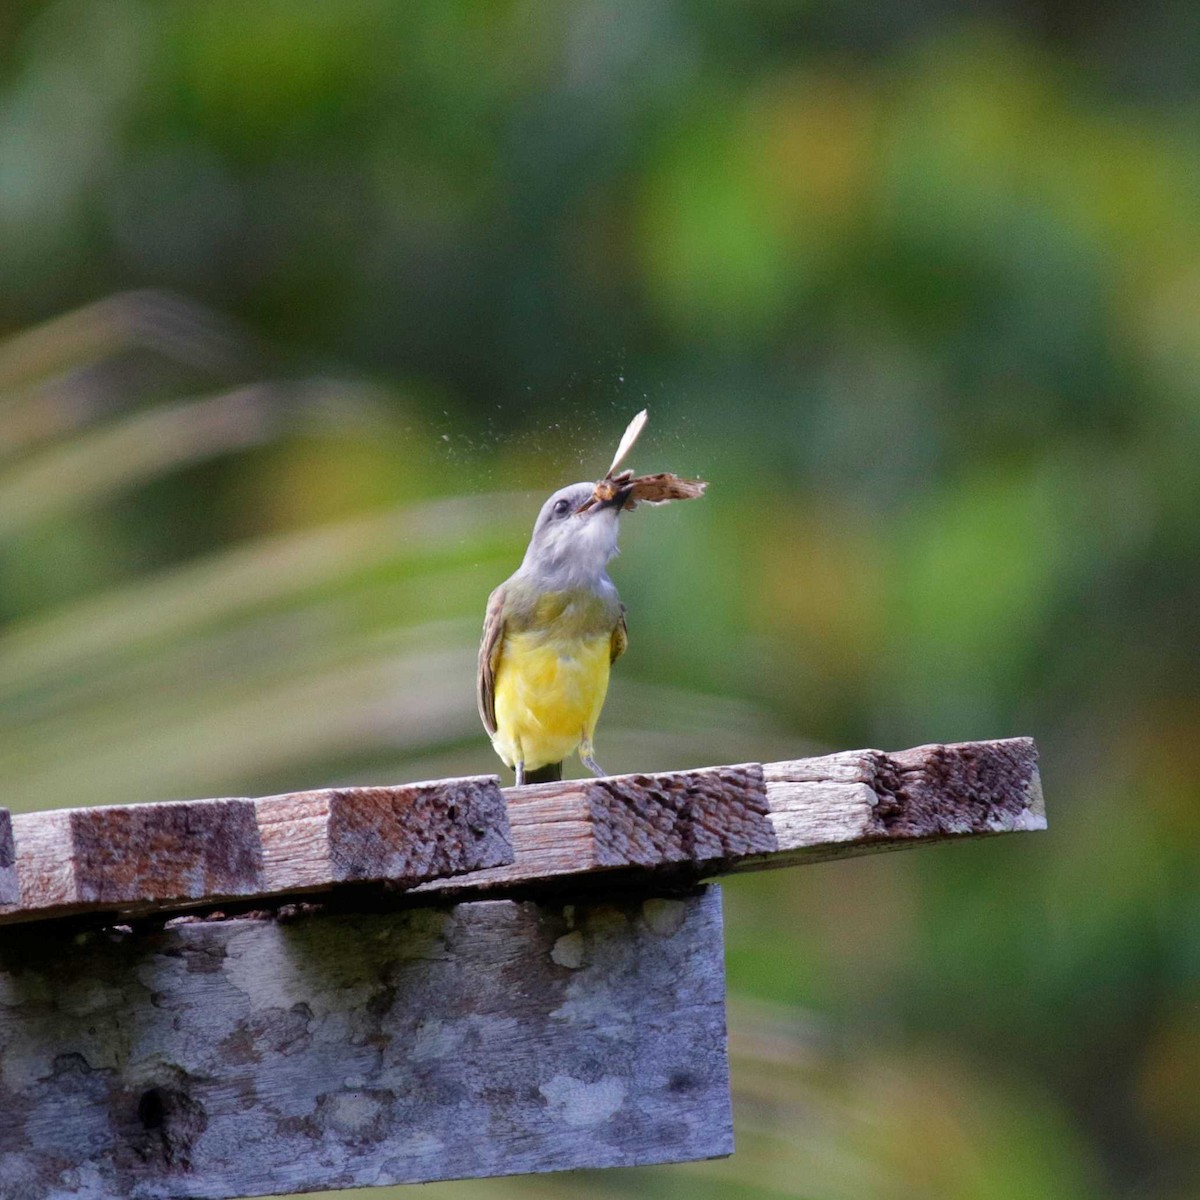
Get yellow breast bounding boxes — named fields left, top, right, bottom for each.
left=492, top=632, right=612, bottom=771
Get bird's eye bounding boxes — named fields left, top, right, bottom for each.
left=553, top=498, right=571, bottom=518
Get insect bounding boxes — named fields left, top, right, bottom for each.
left=575, top=410, right=707, bottom=513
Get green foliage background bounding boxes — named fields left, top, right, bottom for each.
left=1, top=2, right=1197, bottom=1197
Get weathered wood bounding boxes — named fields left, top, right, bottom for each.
left=0, top=738, right=1043, bottom=927
left=751, top=735, right=1046, bottom=869
left=0, top=738, right=1044, bottom=1198
left=255, top=777, right=511, bottom=891
left=6, top=801, right=261, bottom=921
left=419, top=762, right=776, bottom=894
left=0, top=887, right=731, bottom=1199
left=0, top=809, right=16, bottom=906
left=0, top=777, right=511, bottom=927
left=420, top=737, right=1044, bottom=898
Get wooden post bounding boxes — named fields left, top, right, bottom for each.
left=0, top=737, right=1045, bottom=1198
left=0, top=889, right=729, bottom=1199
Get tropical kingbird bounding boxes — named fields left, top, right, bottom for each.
left=477, top=477, right=630, bottom=786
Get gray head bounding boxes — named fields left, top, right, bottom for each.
left=519, top=480, right=627, bottom=587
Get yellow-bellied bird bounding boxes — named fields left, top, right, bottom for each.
left=477, top=478, right=631, bottom=785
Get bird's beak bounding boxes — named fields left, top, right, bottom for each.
left=597, top=484, right=632, bottom=511
left=575, top=480, right=632, bottom=515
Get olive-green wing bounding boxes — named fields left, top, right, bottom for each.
left=610, top=605, right=628, bottom=663
left=477, top=585, right=507, bottom=737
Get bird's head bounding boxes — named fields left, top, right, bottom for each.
left=520, top=479, right=631, bottom=586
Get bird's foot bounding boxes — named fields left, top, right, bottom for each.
left=514, top=761, right=526, bottom=787
left=580, top=753, right=607, bottom=778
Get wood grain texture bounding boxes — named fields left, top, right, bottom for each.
left=0, top=777, right=511, bottom=927
left=419, top=737, right=1044, bottom=898
left=255, top=777, right=511, bottom=892
left=419, top=762, right=776, bottom=895
left=71, top=800, right=262, bottom=906
left=0, top=887, right=731, bottom=1198
left=0, top=738, right=1042, bottom=926
left=754, top=736, right=1045, bottom=869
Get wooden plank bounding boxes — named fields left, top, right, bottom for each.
left=0, top=886, right=731, bottom=1199
left=420, top=737, right=1044, bottom=898
left=752, top=734, right=1045, bottom=867
left=419, top=762, right=776, bottom=894
left=255, top=777, right=511, bottom=891
left=0, top=777, right=511, bottom=927
left=0, top=738, right=1043, bottom=926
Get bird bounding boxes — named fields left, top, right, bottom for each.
left=477, top=476, right=631, bottom=786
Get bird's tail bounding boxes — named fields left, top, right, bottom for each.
left=524, top=762, right=563, bottom=784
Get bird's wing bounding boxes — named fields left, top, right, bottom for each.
left=477, top=585, right=507, bottom=737
left=610, top=605, right=628, bottom=663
